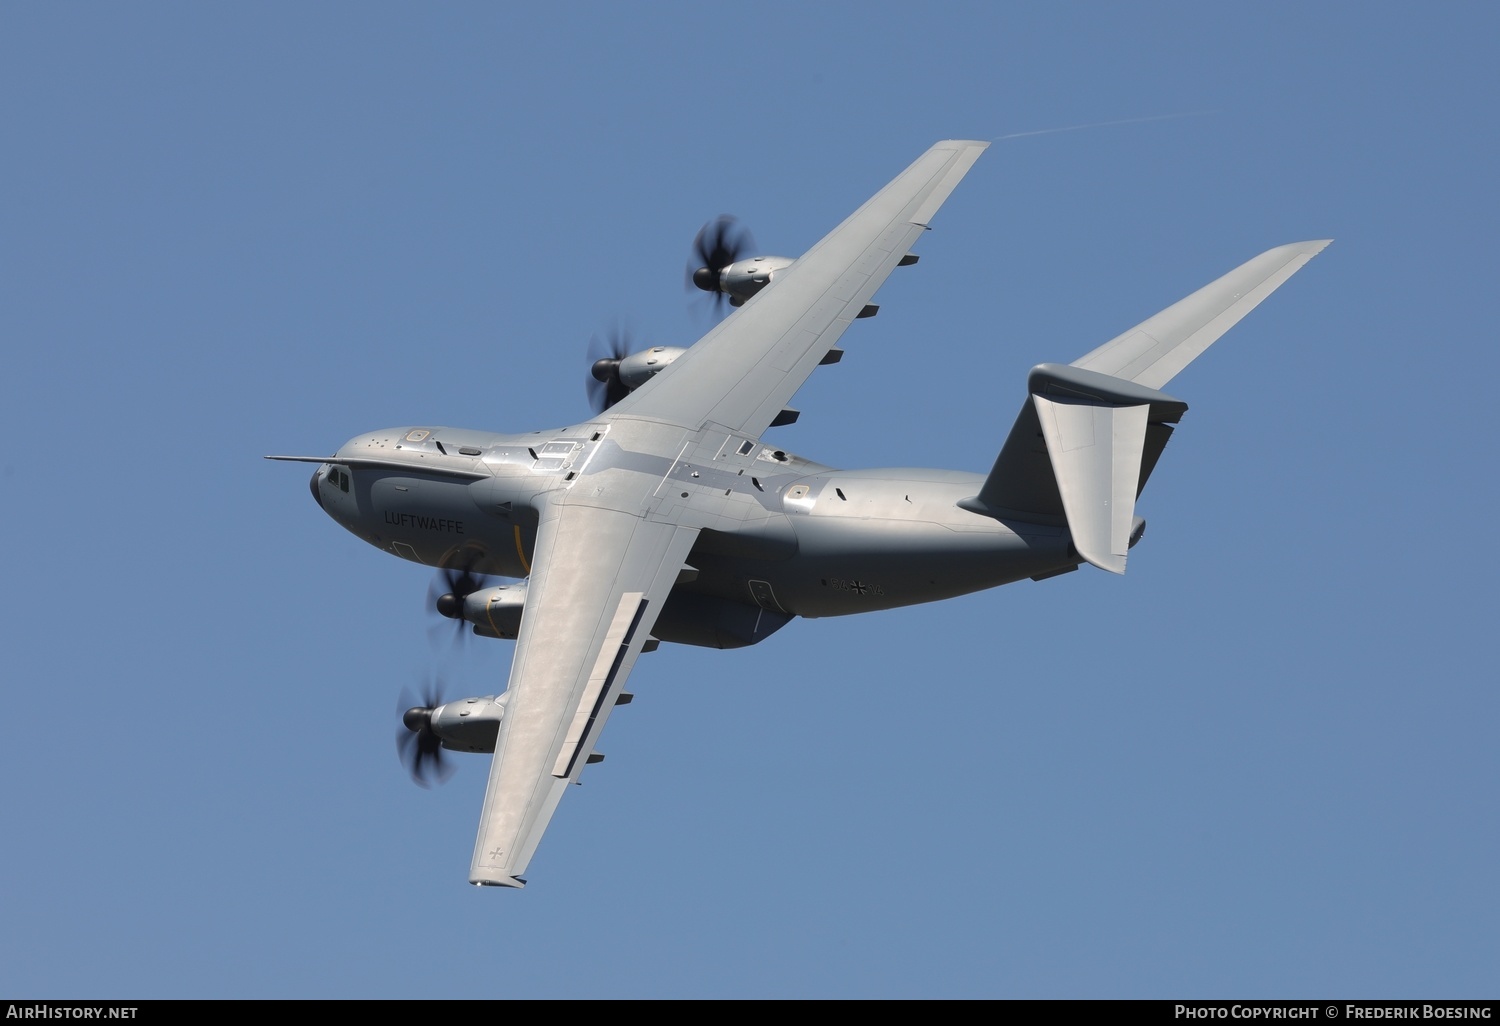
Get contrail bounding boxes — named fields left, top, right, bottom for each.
left=993, top=111, right=1217, bottom=142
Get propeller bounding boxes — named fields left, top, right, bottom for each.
left=686, top=215, right=755, bottom=312
left=426, top=555, right=491, bottom=648
left=585, top=325, right=635, bottom=414
left=396, top=677, right=455, bottom=789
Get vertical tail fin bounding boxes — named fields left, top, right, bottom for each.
left=1028, top=366, right=1186, bottom=574
left=960, top=365, right=1186, bottom=573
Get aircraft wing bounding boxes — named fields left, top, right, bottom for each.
left=611, top=139, right=990, bottom=436
left=468, top=495, right=699, bottom=887
left=468, top=142, right=989, bottom=887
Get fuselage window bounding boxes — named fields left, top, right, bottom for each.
left=338, top=470, right=350, bottom=492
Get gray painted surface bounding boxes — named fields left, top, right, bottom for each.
left=271, top=141, right=1328, bottom=888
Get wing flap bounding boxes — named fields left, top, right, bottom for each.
left=552, top=591, right=646, bottom=778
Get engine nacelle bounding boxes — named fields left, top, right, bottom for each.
left=429, top=693, right=510, bottom=753
left=452, top=578, right=795, bottom=650
left=617, top=346, right=687, bottom=391
left=718, top=255, right=795, bottom=304
left=455, top=582, right=528, bottom=639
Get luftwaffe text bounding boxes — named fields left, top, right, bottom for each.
left=383, top=512, right=464, bottom=534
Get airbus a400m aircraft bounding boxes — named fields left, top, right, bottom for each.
left=270, top=140, right=1327, bottom=888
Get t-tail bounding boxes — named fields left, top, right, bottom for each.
left=961, top=240, right=1331, bottom=574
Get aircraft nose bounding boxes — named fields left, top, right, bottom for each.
left=309, top=469, right=324, bottom=511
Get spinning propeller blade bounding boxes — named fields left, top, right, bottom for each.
left=585, top=325, right=635, bottom=414
left=425, top=556, right=491, bottom=649
left=686, top=215, right=755, bottom=313
left=396, top=677, right=455, bottom=789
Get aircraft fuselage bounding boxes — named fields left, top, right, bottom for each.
left=312, top=421, right=1079, bottom=649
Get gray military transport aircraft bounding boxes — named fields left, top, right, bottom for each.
left=269, top=140, right=1328, bottom=888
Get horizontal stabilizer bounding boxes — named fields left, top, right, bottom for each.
left=1072, top=240, right=1331, bottom=388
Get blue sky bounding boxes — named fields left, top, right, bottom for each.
left=2, top=1, right=1496, bottom=999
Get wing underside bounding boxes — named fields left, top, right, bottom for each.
left=469, top=500, right=699, bottom=887
left=614, top=139, right=990, bottom=437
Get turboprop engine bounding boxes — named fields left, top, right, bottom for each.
left=586, top=327, right=690, bottom=413
left=686, top=215, right=795, bottom=309
left=396, top=688, right=513, bottom=786
left=408, top=693, right=512, bottom=754
left=697, top=254, right=797, bottom=306
left=399, top=687, right=618, bottom=785
left=436, top=581, right=528, bottom=640
left=590, top=345, right=687, bottom=398
left=435, top=572, right=795, bottom=651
